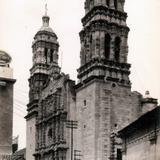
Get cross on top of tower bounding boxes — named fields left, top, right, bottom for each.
left=45, top=3, right=48, bottom=16
left=41, top=3, right=51, bottom=29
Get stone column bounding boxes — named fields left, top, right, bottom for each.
left=110, top=35, right=115, bottom=61
left=92, top=31, right=96, bottom=59
left=110, top=0, right=115, bottom=9
left=120, top=36, right=128, bottom=63
left=95, top=31, right=101, bottom=58
left=100, top=31, right=105, bottom=59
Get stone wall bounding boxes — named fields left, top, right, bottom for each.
left=123, top=129, right=160, bottom=160
left=75, top=79, right=141, bottom=160
left=121, top=108, right=160, bottom=160
left=26, top=116, right=36, bottom=160
left=0, top=78, right=14, bottom=157
left=76, top=82, right=97, bottom=160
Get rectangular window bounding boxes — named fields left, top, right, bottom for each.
left=117, top=149, right=122, bottom=160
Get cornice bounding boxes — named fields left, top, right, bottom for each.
left=75, top=74, right=131, bottom=91
left=25, top=110, right=38, bottom=120
left=77, top=59, right=131, bottom=78
left=27, top=100, right=38, bottom=111
left=34, top=30, right=57, bottom=39
left=80, top=19, right=129, bottom=40
left=36, top=110, right=67, bottom=126
left=0, top=77, right=16, bottom=84
left=82, top=5, right=127, bottom=26
left=32, top=39, right=59, bottom=49
left=34, top=142, right=68, bottom=156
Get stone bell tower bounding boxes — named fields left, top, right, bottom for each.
left=26, top=6, right=60, bottom=160
left=75, top=0, right=141, bottom=160
left=78, top=0, right=130, bottom=83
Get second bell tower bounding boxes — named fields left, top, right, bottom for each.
left=78, top=0, right=130, bottom=87
left=75, top=1, right=141, bottom=160
left=26, top=7, right=60, bottom=160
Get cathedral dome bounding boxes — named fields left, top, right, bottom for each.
left=34, top=14, right=57, bottom=40
left=39, top=15, right=54, bottom=33
left=39, top=26, right=54, bottom=33
left=33, top=5, right=58, bottom=41
left=0, top=50, right=12, bottom=66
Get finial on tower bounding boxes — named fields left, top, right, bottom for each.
left=144, top=91, right=151, bottom=98
left=42, top=3, right=50, bottom=28
left=45, top=3, right=48, bottom=16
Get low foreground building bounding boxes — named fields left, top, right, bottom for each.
left=0, top=50, right=16, bottom=159
left=119, top=107, right=160, bottom=160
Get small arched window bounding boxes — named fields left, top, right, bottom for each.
left=84, top=39, right=87, bottom=47
left=45, top=48, right=48, bottom=64
left=114, top=37, right=121, bottom=62
left=90, top=35, right=93, bottom=59
left=106, top=0, right=110, bottom=6
left=84, top=40, right=87, bottom=64
left=48, top=128, right=52, bottom=139
left=104, top=34, right=111, bottom=60
left=90, top=34, right=92, bottom=43
left=50, top=49, right=54, bottom=63
left=84, top=54, right=87, bottom=64
left=114, top=0, right=118, bottom=9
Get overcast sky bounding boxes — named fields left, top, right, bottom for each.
left=0, top=0, right=160, bottom=149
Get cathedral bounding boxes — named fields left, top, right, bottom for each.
left=26, top=0, right=158, bottom=160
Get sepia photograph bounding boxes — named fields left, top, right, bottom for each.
left=0, top=0, right=160, bottom=159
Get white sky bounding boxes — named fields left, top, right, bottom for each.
left=0, top=0, right=160, bottom=149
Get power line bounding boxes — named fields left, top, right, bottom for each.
left=13, top=112, right=25, bottom=118
left=14, top=89, right=28, bottom=95
left=14, top=92, right=28, bottom=98
left=15, top=87, right=28, bottom=94
left=13, top=108, right=27, bottom=117
left=14, top=101, right=27, bottom=108
left=14, top=105, right=27, bottom=114
left=14, top=98, right=27, bottom=106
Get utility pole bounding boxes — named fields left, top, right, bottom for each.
left=66, top=120, right=78, bottom=160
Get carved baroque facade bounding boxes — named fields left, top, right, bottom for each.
left=26, top=12, right=76, bottom=160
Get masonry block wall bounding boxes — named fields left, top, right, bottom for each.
left=76, top=79, right=141, bottom=160
left=119, top=108, right=160, bottom=160
left=0, top=78, right=15, bottom=157
left=123, top=123, right=160, bottom=160
left=26, top=116, right=36, bottom=160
